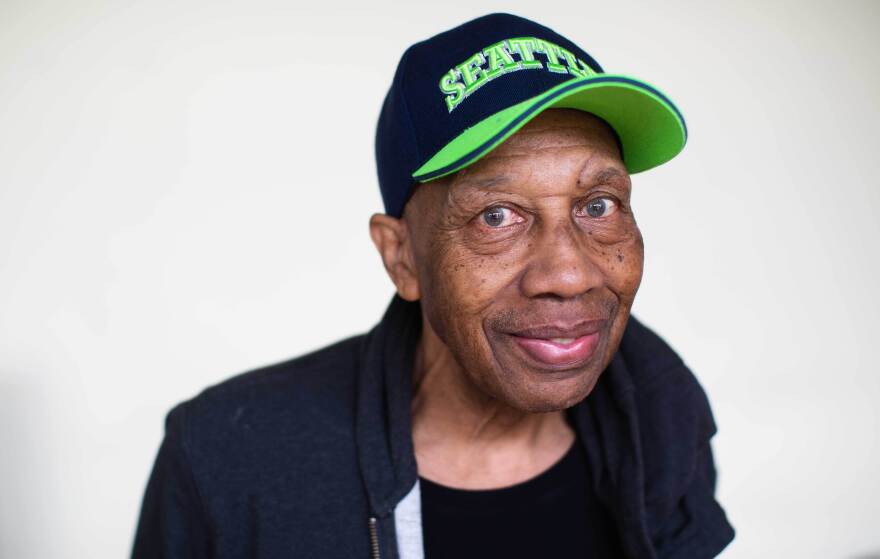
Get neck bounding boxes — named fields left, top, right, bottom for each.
left=410, top=312, right=575, bottom=489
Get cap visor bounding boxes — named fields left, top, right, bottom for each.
left=411, top=74, right=687, bottom=182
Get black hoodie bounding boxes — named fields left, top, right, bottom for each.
left=132, top=295, right=735, bottom=558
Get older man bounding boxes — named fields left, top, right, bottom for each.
left=133, top=12, right=734, bottom=559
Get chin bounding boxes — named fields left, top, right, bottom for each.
left=490, top=366, right=603, bottom=413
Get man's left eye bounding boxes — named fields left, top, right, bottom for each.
left=481, top=206, right=520, bottom=228
left=578, top=197, right=618, bottom=218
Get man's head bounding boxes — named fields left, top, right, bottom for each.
left=371, top=13, right=686, bottom=412
left=370, top=108, right=643, bottom=412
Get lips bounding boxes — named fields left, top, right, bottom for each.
left=507, top=319, right=606, bottom=367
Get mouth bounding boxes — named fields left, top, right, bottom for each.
left=506, top=319, right=606, bottom=368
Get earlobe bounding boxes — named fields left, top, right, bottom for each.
left=369, top=213, right=421, bottom=301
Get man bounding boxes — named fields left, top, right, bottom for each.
left=133, top=12, right=734, bottom=559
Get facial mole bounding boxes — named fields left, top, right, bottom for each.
left=617, top=253, right=624, bottom=262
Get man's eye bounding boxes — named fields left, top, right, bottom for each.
left=481, top=206, right=519, bottom=228
left=579, top=197, right=618, bottom=218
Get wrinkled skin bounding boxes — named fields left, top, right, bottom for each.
left=371, top=108, right=644, bottom=414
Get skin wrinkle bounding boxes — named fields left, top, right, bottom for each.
left=369, top=108, right=644, bottom=489
left=449, top=160, right=632, bottom=232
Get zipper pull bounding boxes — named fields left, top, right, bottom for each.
left=368, top=516, right=381, bottom=559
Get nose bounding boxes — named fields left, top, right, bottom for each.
left=520, top=218, right=603, bottom=300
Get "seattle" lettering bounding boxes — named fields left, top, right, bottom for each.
left=439, top=37, right=599, bottom=113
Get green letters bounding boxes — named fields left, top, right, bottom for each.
left=438, top=36, right=602, bottom=112
left=483, top=40, right=520, bottom=80
left=557, top=47, right=593, bottom=78
left=576, top=58, right=597, bottom=78
left=456, top=52, right=489, bottom=96
left=534, top=39, right=567, bottom=74
left=440, top=69, right=466, bottom=112
left=507, top=37, right=543, bottom=70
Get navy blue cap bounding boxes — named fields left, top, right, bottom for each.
left=375, top=12, right=687, bottom=218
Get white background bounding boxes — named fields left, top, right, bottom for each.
left=1, top=1, right=878, bottom=557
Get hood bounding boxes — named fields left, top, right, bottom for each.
left=354, top=295, right=423, bottom=519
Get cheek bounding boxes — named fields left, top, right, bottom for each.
left=430, top=246, right=523, bottom=318
left=588, top=219, right=644, bottom=298
left=418, top=243, right=524, bottom=373
left=589, top=226, right=643, bottom=368
left=610, top=231, right=644, bottom=297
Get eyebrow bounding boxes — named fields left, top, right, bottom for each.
left=580, top=167, right=629, bottom=188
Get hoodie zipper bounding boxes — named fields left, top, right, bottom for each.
left=368, top=516, right=381, bottom=559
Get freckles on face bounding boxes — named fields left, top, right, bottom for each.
left=410, top=110, right=645, bottom=412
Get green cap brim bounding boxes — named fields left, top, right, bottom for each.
left=411, top=74, right=687, bottom=182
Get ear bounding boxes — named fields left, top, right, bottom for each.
left=369, top=213, right=421, bottom=301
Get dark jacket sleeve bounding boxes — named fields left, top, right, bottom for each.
left=646, top=367, right=736, bottom=559
left=131, top=403, right=212, bottom=558
left=656, top=440, right=735, bottom=558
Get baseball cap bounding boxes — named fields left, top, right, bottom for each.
left=375, top=12, right=687, bottom=218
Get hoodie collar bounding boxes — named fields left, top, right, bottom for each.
left=571, top=351, right=656, bottom=558
left=355, top=295, right=422, bottom=517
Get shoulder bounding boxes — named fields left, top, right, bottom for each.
left=164, top=333, right=366, bottom=475
left=146, top=333, right=375, bottom=547
left=189, top=333, right=363, bottom=416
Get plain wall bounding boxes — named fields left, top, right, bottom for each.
left=1, top=0, right=877, bottom=557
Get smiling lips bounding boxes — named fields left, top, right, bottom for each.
left=509, top=321, right=605, bottom=367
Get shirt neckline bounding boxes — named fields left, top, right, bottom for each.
left=417, top=437, right=586, bottom=510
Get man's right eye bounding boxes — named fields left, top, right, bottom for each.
left=481, top=206, right=515, bottom=227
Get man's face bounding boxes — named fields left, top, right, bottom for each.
left=404, top=109, right=644, bottom=413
